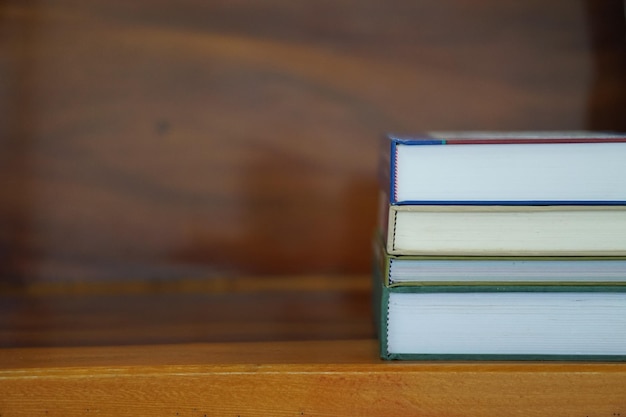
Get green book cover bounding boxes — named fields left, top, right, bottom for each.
left=372, top=261, right=626, bottom=361
left=374, top=236, right=626, bottom=288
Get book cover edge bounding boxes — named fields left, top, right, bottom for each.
left=384, top=131, right=626, bottom=206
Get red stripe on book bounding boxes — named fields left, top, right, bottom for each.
left=445, top=138, right=626, bottom=145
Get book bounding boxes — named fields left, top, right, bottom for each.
left=374, top=239, right=626, bottom=287
left=372, top=264, right=626, bottom=361
left=380, top=131, right=626, bottom=205
left=373, top=131, right=626, bottom=360
left=384, top=205, right=626, bottom=256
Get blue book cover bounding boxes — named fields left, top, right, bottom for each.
left=380, top=132, right=626, bottom=205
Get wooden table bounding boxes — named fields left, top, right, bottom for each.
left=1, top=275, right=625, bottom=416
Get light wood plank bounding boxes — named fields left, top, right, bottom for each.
left=1, top=340, right=625, bottom=417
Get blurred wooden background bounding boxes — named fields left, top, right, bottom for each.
left=1, top=0, right=625, bottom=285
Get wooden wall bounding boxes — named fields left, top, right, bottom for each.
left=1, top=0, right=625, bottom=284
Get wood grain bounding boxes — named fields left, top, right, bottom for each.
left=0, top=275, right=373, bottom=347
left=1, top=340, right=626, bottom=417
left=1, top=1, right=625, bottom=283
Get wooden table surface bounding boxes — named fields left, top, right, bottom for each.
left=2, top=275, right=626, bottom=417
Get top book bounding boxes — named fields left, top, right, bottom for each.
left=381, top=131, right=626, bottom=205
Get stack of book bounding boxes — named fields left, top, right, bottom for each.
left=373, top=132, right=626, bottom=360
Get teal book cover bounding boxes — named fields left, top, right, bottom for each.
left=373, top=261, right=626, bottom=361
